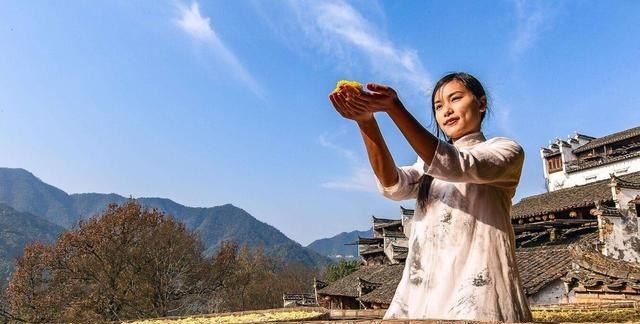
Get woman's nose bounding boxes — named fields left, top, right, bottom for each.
left=443, top=106, right=453, bottom=116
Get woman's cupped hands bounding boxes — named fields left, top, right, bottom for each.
left=329, top=83, right=402, bottom=122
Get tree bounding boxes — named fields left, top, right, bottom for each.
left=216, top=245, right=319, bottom=312
left=5, top=242, right=57, bottom=322
left=5, top=200, right=320, bottom=320
left=5, top=200, right=232, bottom=322
left=324, top=259, right=360, bottom=283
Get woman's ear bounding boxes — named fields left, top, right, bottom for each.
left=478, top=96, right=487, bottom=112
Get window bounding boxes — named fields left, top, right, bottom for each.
left=547, top=156, right=562, bottom=173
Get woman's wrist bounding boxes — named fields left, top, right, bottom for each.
left=387, top=98, right=407, bottom=117
left=356, top=115, right=377, bottom=127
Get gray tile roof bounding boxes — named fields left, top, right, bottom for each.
left=564, top=241, right=640, bottom=290
left=511, top=171, right=640, bottom=219
left=316, top=264, right=404, bottom=299
left=573, top=126, right=640, bottom=153
left=566, top=151, right=640, bottom=173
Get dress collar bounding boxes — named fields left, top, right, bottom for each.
left=452, top=131, right=486, bottom=148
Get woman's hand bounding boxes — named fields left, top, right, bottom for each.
left=346, top=83, right=404, bottom=114
left=329, top=89, right=374, bottom=123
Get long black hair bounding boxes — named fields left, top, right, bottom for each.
left=415, top=72, right=489, bottom=212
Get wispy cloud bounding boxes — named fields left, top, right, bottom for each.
left=322, top=165, right=377, bottom=192
left=175, top=2, right=265, bottom=99
left=304, top=1, right=430, bottom=95
left=318, top=129, right=357, bottom=162
left=510, top=0, right=556, bottom=58
left=318, top=130, right=376, bottom=193
left=257, top=0, right=430, bottom=98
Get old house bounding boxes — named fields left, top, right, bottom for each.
left=316, top=125, right=640, bottom=309
left=282, top=293, right=318, bottom=308
left=542, top=127, right=640, bottom=191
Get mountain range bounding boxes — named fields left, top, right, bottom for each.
left=0, top=167, right=334, bottom=284
left=306, top=229, right=373, bottom=260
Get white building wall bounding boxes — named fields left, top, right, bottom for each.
left=600, top=186, right=640, bottom=262
left=547, top=157, right=640, bottom=191
left=542, top=135, right=593, bottom=191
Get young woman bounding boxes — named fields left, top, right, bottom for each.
left=328, top=72, right=532, bottom=322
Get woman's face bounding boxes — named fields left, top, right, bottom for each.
left=433, top=79, right=486, bottom=141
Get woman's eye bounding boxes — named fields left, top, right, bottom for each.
left=452, top=97, right=461, bottom=101
left=435, top=105, right=442, bottom=110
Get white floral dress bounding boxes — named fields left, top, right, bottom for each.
left=377, top=131, right=532, bottom=322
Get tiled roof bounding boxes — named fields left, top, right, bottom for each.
left=392, top=244, right=408, bottom=260
left=613, top=174, right=640, bottom=189
left=382, top=228, right=406, bottom=238
left=353, top=237, right=383, bottom=245
left=515, top=231, right=599, bottom=295
left=360, top=247, right=384, bottom=256
left=393, top=252, right=407, bottom=260
left=573, top=126, right=640, bottom=153
left=391, top=244, right=408, bottom=254
left=358, top=264, right=403, bottom=304
left=511, top=172, right=640, bottom=219
left=543, top=150, right=562, bottom=158
left=372, top=216, right=398, bottom=224
left=283, top=293, right=315, bottom=300
left=317, top=264, right=403, bottom=299
left=400, top=206, right=414, bottom=216
left=564, top=242, right=640, bottom=290
left=516, top=245, right=573, bottom=295
left=566, top=151, right=640, bottom=173
left=374, top=220, right=402, bottom=230
left=514, top=223, right=598, bottom=247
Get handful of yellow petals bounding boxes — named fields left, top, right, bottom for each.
left=333, top=80, right=363, bottom=94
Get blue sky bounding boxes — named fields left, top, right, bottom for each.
left=1, top=1, right=639, bottom=246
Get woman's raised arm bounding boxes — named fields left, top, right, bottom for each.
left=345, top=84, right=440, bottom=167
left=329, top=91, right=399, bottom=187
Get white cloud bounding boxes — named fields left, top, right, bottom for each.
left=176, top=2, right=214, bottom=41
left=510, top=0, right=556, bottom=58
left=175, top=2, right=265, bottom=99
left=258, top=0, right=430, bottom=98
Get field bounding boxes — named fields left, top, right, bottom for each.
left=122, top=308, right=328, bottom=324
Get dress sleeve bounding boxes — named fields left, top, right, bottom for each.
left=375, top=157, right=424, bottom=201
left=424, top=137, right=525, bottom=190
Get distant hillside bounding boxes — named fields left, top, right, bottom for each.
left=306, top=229, right=373, bottom=260
left=0, top=168, right=77, bottom=227
left=0, top=203, right=65, bottom=284
left=0, top=168, right=332, bottom=271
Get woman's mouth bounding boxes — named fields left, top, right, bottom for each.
left=444, top=118, right=459, bottom=127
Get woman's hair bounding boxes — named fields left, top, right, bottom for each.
left=416, top=72, right=489, bottom=212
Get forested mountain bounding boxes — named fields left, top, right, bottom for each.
left=0, top=203, right=64, bottom=283
left=0, top=168, right=332, bottom=276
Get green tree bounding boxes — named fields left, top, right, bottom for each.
left=324, top=260, right=360, bottom=283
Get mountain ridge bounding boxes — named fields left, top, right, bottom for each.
left=306, top=228, right=373, bottom=260
left=0, top=168, right=332, bottom=274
